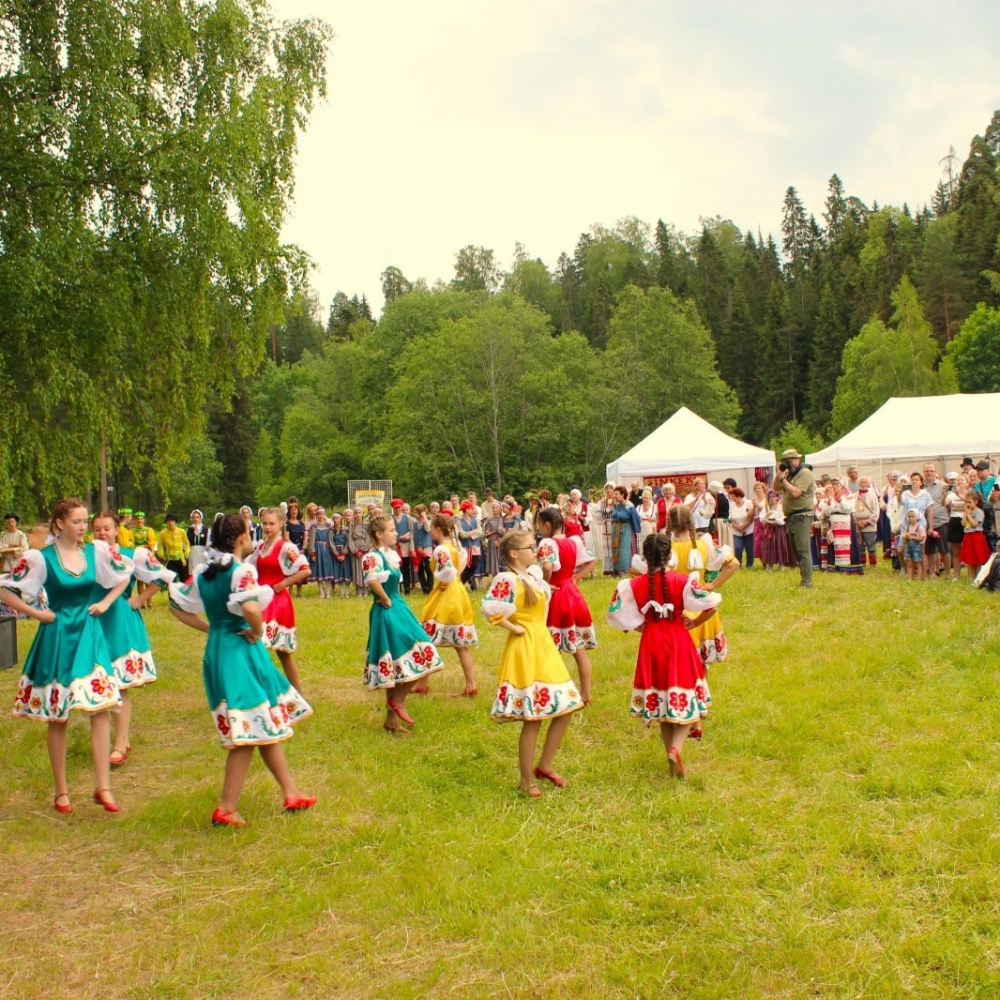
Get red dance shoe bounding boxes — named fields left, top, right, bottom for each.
left=211, top=808, right=248, bottom=828
left=93, top=789, right=120, bottom=812
left=387, top=699, right=415, bottom=726
left=284, top=795, right=317, bottom=813
left=54, top=793, right=73, bottom=814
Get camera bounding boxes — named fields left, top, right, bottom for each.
left=778, top=462, right=789, bottom=472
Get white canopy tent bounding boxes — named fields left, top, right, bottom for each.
left=808, top=393, right=1000, bottom=477
left=606, top=406, right=774, bottom=490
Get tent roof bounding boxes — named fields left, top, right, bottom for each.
left=808, top=393, right=1000, bottom=465
left=606, top=406, right=774, bottom=479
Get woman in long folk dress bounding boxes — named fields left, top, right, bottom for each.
left=307, top=508, right=336, bottom=598
left=482, top=531, right=585, bottom=798
left=362, top=514, right=444, bottom=734
left=610, top=485, right=641, bottom=576
left=330, top=512, right=351, bottom=598
left=1, top=499, right=133, bottom=814
left=169, top=514, right=314, bottom=827
left=591, top=483, right=617, bottom=576
left=481, top=501, right=503, bottom=579
left=349, top=506, right=373, bottom=597
left=91, top=511, right=176, bottom=767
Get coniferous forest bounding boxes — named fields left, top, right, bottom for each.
left=3, top=1, right=1000, bottom=515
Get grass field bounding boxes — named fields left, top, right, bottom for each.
left=1, top=566, right=999, bottom=998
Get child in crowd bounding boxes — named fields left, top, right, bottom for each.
left=901, top=509, right=926, bottom=581
left=961, top=490, right=991, bottom=579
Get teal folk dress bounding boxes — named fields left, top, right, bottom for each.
left=96, top=546, right=176, bottom=690
left=169, top=559, right=312, bottom=748
left=362, top=547, right=443, bottom=690
left=3, top=541, right=133, bottom=721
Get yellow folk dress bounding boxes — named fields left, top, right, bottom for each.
left=420, top=543, right=478, bottom=647
left=668, top=532, right=736, bottom=665
left=482, top=568, right=586, bottom=722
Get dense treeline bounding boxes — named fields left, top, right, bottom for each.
left=178, top=110, right=999, bottom=512
left=4, top=0, right=1000, bottom=521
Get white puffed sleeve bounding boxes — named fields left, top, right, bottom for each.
left=279, top=541, right=310, bottom=576
left=92, top=539, right=134, bottom=589
left=682, top=573, right=722, bottom=614
left=632, top=553, right=649, bottom=575
left=571, top=536, right=594, bottom=566
left=704, top=535, right=735, bottom=572
left=432, top=544, right=459, bottom=584
left=245, top=541, right=263, bottom=568
left=607, top=578, right=644, bottom=632
left=168, top=566, right=206, bottom=614
left=362, top=551, right=391, bottom=585
left=131, top=547, right=176, bottom=586
left=536, top=538, right=561, bottom=571
left=0, top=549, right=47, bottom=596
left=481, top=572, right=518, bottom=622
left=227, top=562, right=274, bottom=617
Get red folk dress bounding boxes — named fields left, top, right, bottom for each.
left=607, top=570, right=721, bottom=724
left=537, top=535, right=597, bottom=653
left=248, top=539, right=309, bottom=652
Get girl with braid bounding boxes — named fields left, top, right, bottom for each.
left=169, top=514, right=314, bottom=827
left=419, top=514, right=479, bottom=697
left=482, top=531, right=585, bottom=797
left=607, top=533, right=721, bottom=778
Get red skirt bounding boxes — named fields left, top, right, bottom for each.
left=547, top=582, right=596, bottom=653
left=961, top=531, right=990, bottom=566
left=630, top=618, right=711, bottom=724
left=261, top=589, right=298, bottom=652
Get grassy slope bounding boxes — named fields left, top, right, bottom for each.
left=1, top=568, right=999, bottom=999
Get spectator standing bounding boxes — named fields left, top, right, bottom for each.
left=773, top=449, right=816, bottom=588
left=922, top=464, right=949, bottom=577
left=728, top=488, right=755, bottom=567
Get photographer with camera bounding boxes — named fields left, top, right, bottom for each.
left=774, top=448, right=816, bottom=588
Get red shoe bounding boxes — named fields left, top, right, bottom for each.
left=387, top=699, right=415, bottom=726
left=54, top=793, right=73, bottom=815
left=93, top=789, right=120, bottom=812
left=533, top=766, right=567, bottom=788
left=688, top=727, right=703, bottom=740
left=284, top=795, right=317, bottom=812
left=450, top=688, right=478, bottom=698
left=211, top=808, right=248, bottom=828
left=668, top=746, right=686, bottom=779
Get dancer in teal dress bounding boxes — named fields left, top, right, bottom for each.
left=362, top=514, right=444, bottom=734
left=92, top=511, right=177, bottom=767
left=0, top=498, right=133, bottom=815
left=169, top=514, right=315, bottom=827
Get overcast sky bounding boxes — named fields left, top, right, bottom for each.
left=271, top=0, right=1000, bottom=315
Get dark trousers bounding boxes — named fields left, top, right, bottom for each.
left=417, top=556, right=433, bottom=594
left=461, top=553, right=480, bottom=590
left=786, top=512, right=813, bottom=586
left=166, top=559, right=188, bottom=580
left=734, top=533, right=754, bottom=568
left=399, top=555, right=412, bottom=594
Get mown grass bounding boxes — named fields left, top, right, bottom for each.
left=2, top=567, right=1000, bottom=998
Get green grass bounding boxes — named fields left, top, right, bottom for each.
left=2, top=568, right=1000, bottom=998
